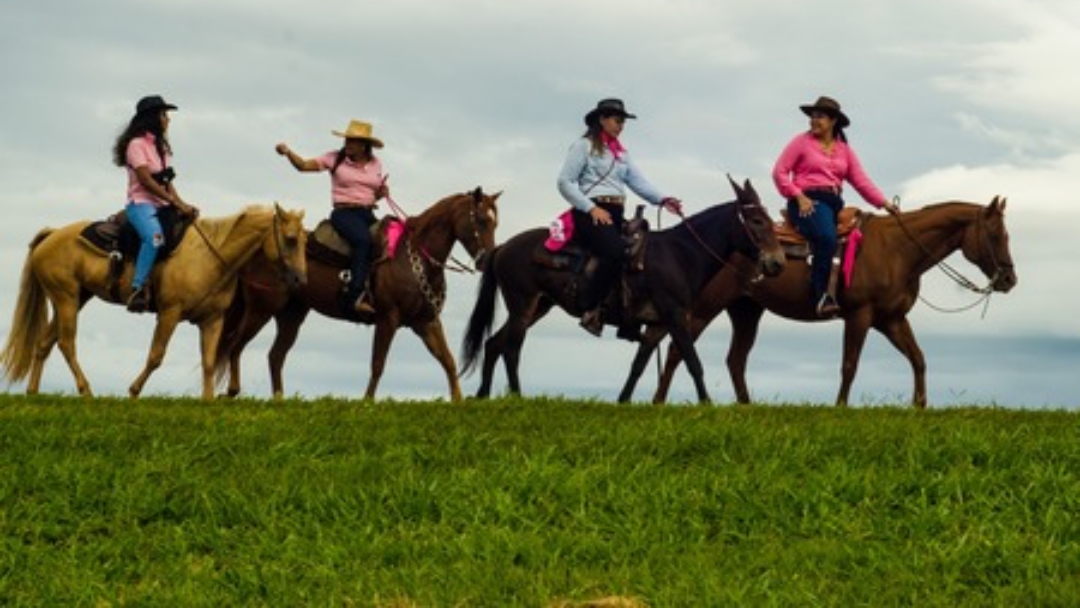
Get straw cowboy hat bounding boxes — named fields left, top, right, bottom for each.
left=584, top=98, right=637, bottom=125
left=799, top=96, right=850, bottom=128
left=332, top=120, right=384, bottom=148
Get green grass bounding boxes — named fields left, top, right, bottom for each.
left=0, top=394, right=1077, bottom=606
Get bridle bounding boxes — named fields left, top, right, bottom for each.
left=889, top=199, right=1012, bottom=315
left=678, top=200, right=772, bottom=281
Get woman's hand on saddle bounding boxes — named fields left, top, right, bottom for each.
left=796, top=194, right=815, bottom=217
left=661, top=197, right=684, bottom=217
left=589, top=205, right=613, bottom=226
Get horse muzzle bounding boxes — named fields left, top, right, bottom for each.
left=992, top=266, right=1017, bottom=293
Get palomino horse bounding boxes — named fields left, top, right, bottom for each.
left=652, top=198, right=1017, bottom=408
left=459, top=178, right=786, bottom=404
left=214, top=187, right=501, bottom=401
left=1, top=205, right=308, bottom=399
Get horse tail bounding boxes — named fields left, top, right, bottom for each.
left=211, top=283, right=248, bottom=388
left=1, top=229, right=53, bottom=384
left=459, top=245, right=501, bottom=377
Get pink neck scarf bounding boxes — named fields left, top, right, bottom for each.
left=601, top=132, right=626, bottom=159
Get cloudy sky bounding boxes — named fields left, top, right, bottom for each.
left=1, top=0, right=1077, bottom=408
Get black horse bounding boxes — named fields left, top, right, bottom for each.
left=460, top=177, right=786, bottom=403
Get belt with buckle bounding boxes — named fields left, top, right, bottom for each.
left=591, top=196, right=626, bottom=205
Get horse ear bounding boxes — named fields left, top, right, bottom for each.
left=743, top=178, right=758, bottom=200
left=273, top=201, right=284, bottom=217
left=490, top=190, right=503, bottom=201
left=471, top=186, right=483, bottom=203
left=726, top=173, right=743, bottom=197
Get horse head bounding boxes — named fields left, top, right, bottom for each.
left=454, top=186, right=501, bottom=267
left=267, top=203, right=308, bottom=290
left=727, top=175, right=785, bottom=278
left=963, top=196, right=1016, bottom=293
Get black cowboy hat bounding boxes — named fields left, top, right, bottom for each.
left=799, top=96, right=849, bottom=128
left=135, top=95, right=178, bottom=116
left=584, top=98, right=637, bottom=125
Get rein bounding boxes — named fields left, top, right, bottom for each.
left=677, top=203, right=766, bottom=282
left=386, top=193, right=484, bottom=274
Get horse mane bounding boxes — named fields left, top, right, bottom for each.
left=193, top=205, right=273, bottom=249
left=656, top=199, right=735, bottom=237
left=405, top=192, right=463, bottom=234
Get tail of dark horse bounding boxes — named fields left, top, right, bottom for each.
left=211, top=283, right=249, bottom=389
left=459, top=245, right=501, bottom=377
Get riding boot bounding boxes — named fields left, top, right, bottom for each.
left=579, top=308, right=604, bottom=337
left=126, top=286, right=150, bottom=314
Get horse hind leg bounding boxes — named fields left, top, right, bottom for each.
left=726, top=300, right=765, bottom=404
left=267, top=307, right=309, bottom=400
left=364, top=319, right=400, bottom=400
left=47, top=299, right=94, bottom=397
left=617, top=326, right=668, bottom=403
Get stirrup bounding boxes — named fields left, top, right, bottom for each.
left=816, top=294, right=840, bottom=317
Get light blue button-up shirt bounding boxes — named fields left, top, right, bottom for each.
left=556, top=138, right=665, bottom=213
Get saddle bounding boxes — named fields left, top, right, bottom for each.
left=774, top=206, right=863, bottom=259
left=306, top=217, right=401, bottom=268
left=78, top=206, right=190, bottom=301
left=532, top=206, right=653, bottom=338
left=532, top=209, right=650, bottom=274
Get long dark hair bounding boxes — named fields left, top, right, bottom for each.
left=330, top=140, right=374, bottom=175
left=112, top=111, right=171, bottom=167
left=582, top=115, right=609, bottom=156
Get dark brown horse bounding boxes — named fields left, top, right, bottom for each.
left=1, top=205, right=308, bottom=399
left=214, top=188, right=501, bottom=401
left=652, top=197, right=1017, bottom=408
left=459, top=178, right=786, bottom=403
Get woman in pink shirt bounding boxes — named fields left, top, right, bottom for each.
left=276, top=120, right=389, bottom=315
left=772, top=96, right=899, bottom=317
left=112, top=95, right=198, bottom=313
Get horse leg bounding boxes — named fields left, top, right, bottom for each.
left=129, top=310, right=183, bottom=398
left=476, top=324, right=505, bottom=398
left=835, top=315, right=873, bottom=407
left=617, top=326, right=668, bottom=403
left=654, top=303, right=711, bottom=404
left=876, top=316, right=927, bottom=409
left=364, top=317, right=400, bottom=400
left=221, top=306, right=277, bottom=398
left=48, top=298, right=93, bottom=397
left=27, top=318, right=59, bottom=396
left=267, top=305, right=310, bottom=399
left=198, top=316, right=225, bottom=400
left=653, top=310, right=718, bottom=404
left=412, top=319, right=461, bottom=402
left=726, top=299, right=766, bottom=404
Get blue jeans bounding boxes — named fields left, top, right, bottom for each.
left=330, top=206, right=377, bottom=300
left=786, top=192, right=843, bottom=301
left=126, top=201, right=163, bottom=290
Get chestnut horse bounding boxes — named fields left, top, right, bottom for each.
left=1, top=205, right=308, bottom=399
left=214, top=188, right=501, bottom=401
left=459, top=178, right=786, bottom=404
left=652, top=198, right=1017, bottom=408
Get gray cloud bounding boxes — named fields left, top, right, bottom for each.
left=1, top=0, right=1076, bottom=407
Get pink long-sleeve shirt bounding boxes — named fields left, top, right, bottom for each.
left=772, top=132, right=886, bottom=208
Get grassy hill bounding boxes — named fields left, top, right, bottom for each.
left=0, top=394, right=1076, bottom=606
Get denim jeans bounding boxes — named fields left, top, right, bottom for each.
left=786, top=192, right=843, bottom=301
left=125, top=201, right=163, bottom=290
left=330, top=206, right=377, bottom=300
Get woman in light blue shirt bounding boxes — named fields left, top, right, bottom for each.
left=557, top=98, right=682, bottom=337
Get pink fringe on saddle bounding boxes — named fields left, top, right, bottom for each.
left=385, top=218, right=406, bottom=258
left=544, top=210, right=574, bottom=251
left=843, top=227, right=863, bottom=287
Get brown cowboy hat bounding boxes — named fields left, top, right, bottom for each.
left=584, top=98, right=637, bottom=125
left=799, top=96, right=850, bottom=128
left=331, top=120, right=385, bottom=148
